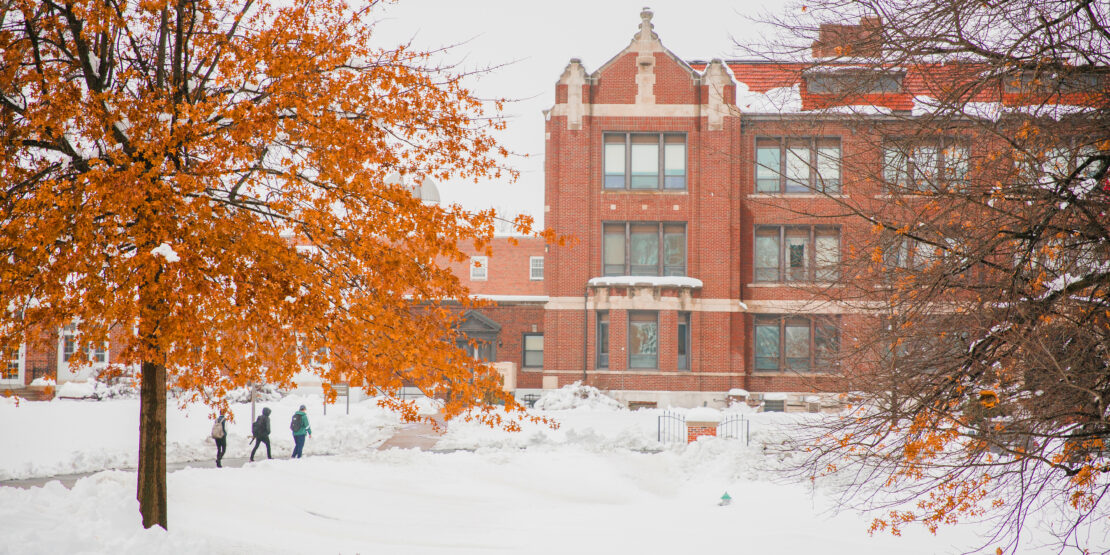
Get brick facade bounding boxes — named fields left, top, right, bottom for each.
left=537, top=9, right=932, bottom=406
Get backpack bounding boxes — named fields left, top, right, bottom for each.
left=211, top=418, right=225, bottom=439
left=290, top=412, right=304, bottom=433
left=252, top=416, right=265, bottom=437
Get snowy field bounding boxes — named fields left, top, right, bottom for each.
left=0, top=387, right=1097, bottom=554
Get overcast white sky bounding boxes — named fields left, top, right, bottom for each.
left=370, top=0, right=790, bottom=228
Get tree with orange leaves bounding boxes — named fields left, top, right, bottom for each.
left=0, top=0, right=538, bottom=529
left=749, top=0, right=1110, bottom=552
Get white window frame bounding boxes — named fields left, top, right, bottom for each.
left=529, top=256, right=544, bottom=281
left=2, top=344, right=24, bottom=384
left=470, top=256, right=488, bottom=281
left=57, top=323, right=109, bottom=382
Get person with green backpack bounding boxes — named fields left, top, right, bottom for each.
left=290, top=404, right=312, bottom=458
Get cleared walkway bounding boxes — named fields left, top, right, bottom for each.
left=376, top=414, right=446, bottom=451
left=4, top=414, right=448, bottom=490
left=1, top=457, right=252, bottom=489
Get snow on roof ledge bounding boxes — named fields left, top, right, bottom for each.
left=587, top=276, right=703, bottom=288
left=472, top=295, right=550, bottom=303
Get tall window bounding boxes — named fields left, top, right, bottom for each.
left=754, top=315, right=839, bottom=373
left=596, top=312, right=609, bottom=368
left=756, top=137, right=841, bottom=194
left=677, top=312, right=691, bottom=371
left=469, top=256, right=488, bottom=281
left=754, top=225, right=840, bottom=282
left=604, top=133, right=686, bottom=190
left=884, top=236, right=938, bottom=270
left=603, top=222, right=686, bottom=276
left=1018, top=142, right=1103, bottom=185
left=523, top=333, right=543, bottom=368
left=529, top=256, right=544, bottom=280
left=2, top=344, right=20, bottom=381
left=628, top=311, right=659, bottom=369
left=883, top=139, right=969, bottom=191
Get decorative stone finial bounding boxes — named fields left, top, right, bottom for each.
left=638, top=8, right=654, bottom=40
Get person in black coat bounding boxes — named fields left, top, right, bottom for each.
left=250, top=407, right=272, bottom=461
left=213, top=412, right=228, bottom=468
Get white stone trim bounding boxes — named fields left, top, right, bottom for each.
left=549, top=103, right=704, bottom=119
left=546, top=295, right=874, bottom=313
left=541, top=369, right=747, bottom=377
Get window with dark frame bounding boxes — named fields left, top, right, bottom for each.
left=754, top=225, right=840, bottom=282
left=522, top=333, right=543, bottom=368
left=756, top=137, right=841, bottom=194
left=602, top=222, right=686, bottom=276
left=805, top=71, right=903, bottom=94
left=753, top=315, right=839, bottom=373
left=597, top=312, right=609, bottom=369
left=677, top=312, right=690, bottom=371
left=604, top=133, right=686, bottom=190
left=1003, top=70, right=1102, bottom=94
left=882, top=139, right=969, bottom=192
left=628, top=311, right=659, bottom=369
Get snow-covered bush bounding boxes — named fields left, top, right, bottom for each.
left=225, top=383, right=284, bottom=403
left=55, top=379, right=137, bottom=400
left=533, top=382, right=623, bottom=411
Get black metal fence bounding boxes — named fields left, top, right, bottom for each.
left=657, top=410, right=752, bottom=445
left=717, top=414, right=750, bottom=445
left=657, top=410, right=686, bottom=443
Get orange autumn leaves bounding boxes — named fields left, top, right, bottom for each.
left=0, top=0, right=537, bottom=425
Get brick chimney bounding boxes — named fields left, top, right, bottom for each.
left=811, top=17, right=882, bottom=58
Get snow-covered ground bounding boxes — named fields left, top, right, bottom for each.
left=0, top=388, right=1092, bottom=554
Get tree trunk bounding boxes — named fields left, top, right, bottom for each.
left=137, top=358, right=167, bottom=529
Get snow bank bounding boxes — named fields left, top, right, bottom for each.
left=532, top=382, right=624, bottom=411
left=686, top=407, right=722, bottom=423
left=0, top=398, right=1083, bottom=554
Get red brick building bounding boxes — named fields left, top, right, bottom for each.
left=526, top=9, right=863, bottom=407
left=8, top=11, right=1088, bottom=409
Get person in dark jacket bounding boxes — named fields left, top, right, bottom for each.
left=250, top=407, right=272, bottom=461
left=290, top=404, right=312, bottom=458
left=213, top=411, right=228, bottom=468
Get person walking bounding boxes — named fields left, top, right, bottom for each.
left=211, top=411, right=228, bottom=468
left=250, top=407, right=272, bottom=461
left=290, top=404, right=312, bottom=458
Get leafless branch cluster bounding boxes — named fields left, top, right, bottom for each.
left=747, top=0, right=1110, bottom=551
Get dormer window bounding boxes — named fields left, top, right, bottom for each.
left=805, top=70, right=902, bottom=94
left=1003, top=69, right=1102, bottom=94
